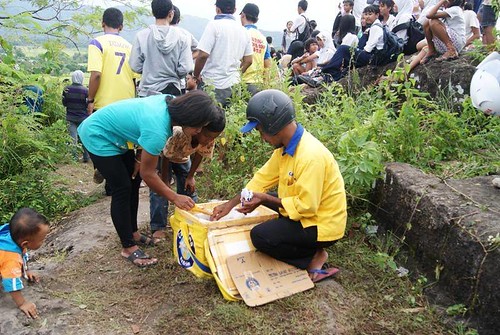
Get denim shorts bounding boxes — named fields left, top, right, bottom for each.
left=479, top=5, right=498, bottom=28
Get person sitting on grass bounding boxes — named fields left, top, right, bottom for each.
left=291, top=38, right=320, bottom=76
left=211, top=89, right=347, bottom=283
left=148, top=108, right=226, bottom=243
left=420, top=0, right=465, bottom=64
left=321, top=5, right=386, bottom=81
left=0, top=208, right=50, bottom=319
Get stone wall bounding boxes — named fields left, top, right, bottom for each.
left=370, top=163, right=500, bottom=334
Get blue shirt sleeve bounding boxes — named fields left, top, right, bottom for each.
left=264, top=44, right=271, bottom=60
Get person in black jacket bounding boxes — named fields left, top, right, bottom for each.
left=62, top=70, right=90, bottom=162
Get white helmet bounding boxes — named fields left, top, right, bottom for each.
left=470, top=52, right=500, bottom=117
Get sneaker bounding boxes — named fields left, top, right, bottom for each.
left=93, top=169, right=104, bottom=184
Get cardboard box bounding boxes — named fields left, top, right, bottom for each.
left=227, top=251, right=314, bottom=306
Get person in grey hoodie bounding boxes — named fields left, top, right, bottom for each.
left=129, top=0, right=192, bottom=97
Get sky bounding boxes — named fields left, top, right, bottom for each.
left=86, top=0, right=500, bottom=32
left=86, top=0, right=342, bottom=33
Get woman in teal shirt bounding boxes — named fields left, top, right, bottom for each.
left=78, top=91, right=218, bottom=268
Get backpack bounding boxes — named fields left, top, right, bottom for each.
left=296, top=15, right=313, bottom=42
left=392, top=18, right=425, bottom=55
left=372, top=23, right=404, bottom=65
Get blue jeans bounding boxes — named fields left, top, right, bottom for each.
left=149, top=159, right=198, bottom=232
left=67, top=120, right=90, bottom=161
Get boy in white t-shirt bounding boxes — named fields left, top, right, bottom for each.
left=193, top=0, right=253, bottom=108
left=463, top=2, right=480, bottom=48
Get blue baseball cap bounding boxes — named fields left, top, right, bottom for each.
left=240, top=120, right=259, bottom=133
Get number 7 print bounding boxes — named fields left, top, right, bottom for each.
left=115, top=52, right=126, bottom=74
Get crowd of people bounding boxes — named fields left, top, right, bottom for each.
left=2, top=0, right=497, bottom=320
left=276, top=0, right=497, bottom=86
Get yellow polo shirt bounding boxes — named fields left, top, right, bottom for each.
left=246, top=128, right=347, bottom=242
left=87, top=33, right=136, bottom=109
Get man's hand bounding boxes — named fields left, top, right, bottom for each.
left=173, top=194, right=195, bottom=210
left=87, top=102, right=95, bottom=115
left=237, top=192, right=266, bottom=214
left=132, top=161, right=141, bottom=179
left=210, top=202, right=234, bottom=221
left=26, top=271, right=40, bottom=283
left=185, top=176, right=196, bottom=194
left=19, top=301, right=38, bottom=319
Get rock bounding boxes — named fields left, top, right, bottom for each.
left=370, top=163, right=500, bottom=334
left=302, top=54, right=478, bottom=111
left=492, top=177, right=500, bottom=189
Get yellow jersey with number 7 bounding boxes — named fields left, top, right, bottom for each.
left=87, top=33, right=137, bottom=109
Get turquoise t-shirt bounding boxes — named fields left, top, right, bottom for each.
left=78, top=95, right=172, bottom=156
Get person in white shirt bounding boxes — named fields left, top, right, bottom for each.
left=282, top=21, right=295, bottom=52
left=193, top=0, right=253, bottom=108
left=420, top=0, right=466, bottom=63
left=321, top=5, right=385, bottom=81
left=391, top=0, right=413, bottom=42
left=463, top=2, right=480, bottom=48
left=379, top=0, right=396, bottom=28
left=290, top=0, right=311, bottom=43
left=339, top=15, right=359, bottom=48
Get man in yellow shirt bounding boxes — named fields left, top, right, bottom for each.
left=239, top=3, right=271, bottom=95
left=87, top=7, right=136, bottom=112
left=211, top=89, right=347, bottom=283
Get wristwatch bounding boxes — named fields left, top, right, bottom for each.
left=86, top=98, right=94, bottom=104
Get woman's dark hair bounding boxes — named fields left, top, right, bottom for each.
left=172, top=5, right=180, bottom=24
left=463, top=2, right=473, bottom=10
left=304, top=38, right=318, bottom=52
left=102, top=8, right=123, bottom=29
left=167, top=91, right=217, bottom=128
left=363, top=5, right=380, bottom=15
left=205, top=106, right=226, bottom=132
left=151, top=0, right=173, bottom=19
left=339, top=14, right=356, bottom=41
left=379, top=0, right=394, bottom=8
left=10, top=208, right=49, bottom=243
left=449, top=0, right=464, bottom=7
left=288, top=40, right=305, bottom=60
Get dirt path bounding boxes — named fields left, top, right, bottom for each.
left=0, top=163, right=458, bottom=335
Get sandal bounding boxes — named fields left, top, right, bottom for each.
left=308, top=267, right=340, bottom=283
left=124, top=249, right=158, bottom=268
left=134, top=233, right=155, bottom=247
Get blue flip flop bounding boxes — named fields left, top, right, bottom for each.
left=308, top=267, right=339, bottom=283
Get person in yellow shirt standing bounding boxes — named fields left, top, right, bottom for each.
left=87, top=7, right=137, bottom=190
left=211, top=89, right=347, bottom=283
left=239, top=3, right=271, bottom=95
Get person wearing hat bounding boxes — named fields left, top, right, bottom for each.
left=210, top=89, right=347, bottom=283
left=193, top=0, right=253, bottom=108
left=240, top=3, right=272, bottom=96
left=62, top=70, right=90, bottom=163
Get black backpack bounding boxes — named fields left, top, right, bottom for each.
left=372, top=23, right=404, bottom=65
left=296, top=15, right=313, bottom=42
left=392, top=18, right=425, bottom=55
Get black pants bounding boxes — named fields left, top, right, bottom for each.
left=89, top=150, right=142, bottom=248
left=250, top=198, right=335, bottom=269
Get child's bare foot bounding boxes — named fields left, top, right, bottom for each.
left=420, top=52, right=438, bottom=65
